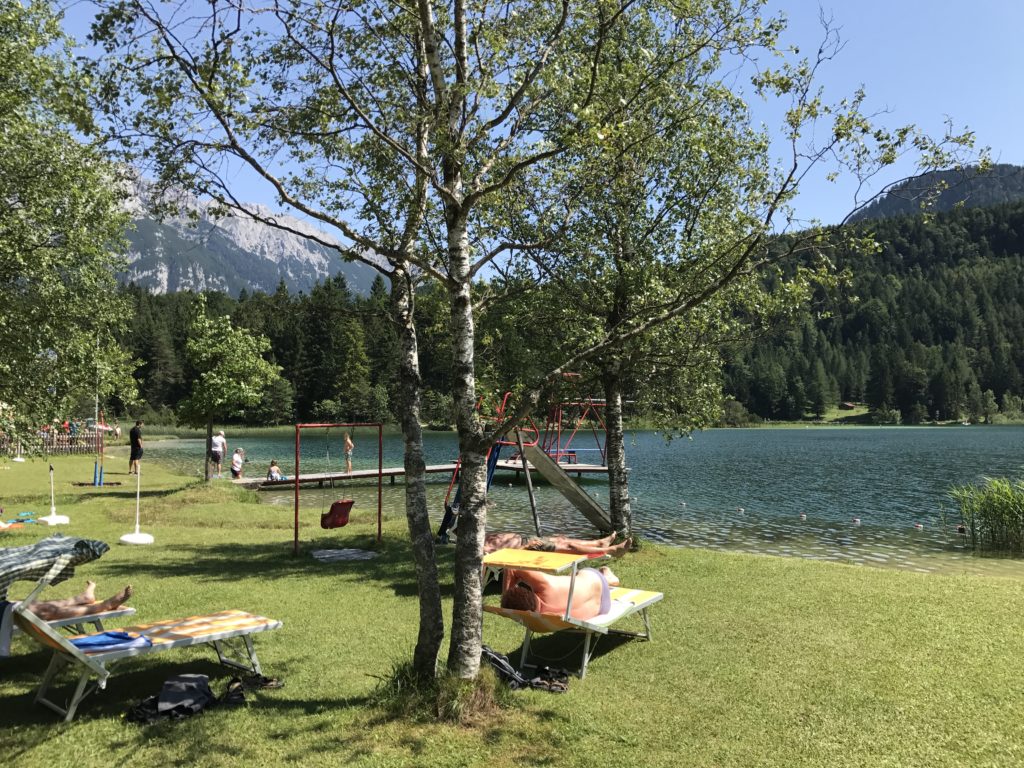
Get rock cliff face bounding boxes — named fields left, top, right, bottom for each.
left=120, top=185, right=378, bottom=295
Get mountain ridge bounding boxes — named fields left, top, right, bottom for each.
left=120, top=183, right=378, bottom=296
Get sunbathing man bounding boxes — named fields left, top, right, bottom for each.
left=501, top=566, right=619, bottom=620
left=484, top=531, right=631, bottom=557
left=23, top=580, right=134, bottom=621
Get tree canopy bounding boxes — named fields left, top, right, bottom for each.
left=0, top=0, right=135, bottom=452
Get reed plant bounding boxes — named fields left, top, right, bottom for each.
left=951, top=477, right=1024, bottom=554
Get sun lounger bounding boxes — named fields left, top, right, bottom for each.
left=13, top=606, right=282, bottom=721
left=3, top=605, right=137, bottom=656
left=482, top=548, right=663, bottom=678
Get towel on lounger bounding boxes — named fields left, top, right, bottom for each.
left=70, top=631, right=152, bottom=651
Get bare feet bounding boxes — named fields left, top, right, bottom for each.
left=78, top=580, right=97, bottom=604
left=98, top=585, right=133, bottom=611
left=606, top=540, right=632, bottom=558
left=600, top=566, right=621, bottom=587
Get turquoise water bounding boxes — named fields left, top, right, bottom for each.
left=148, top=426, right=1024, bottom=576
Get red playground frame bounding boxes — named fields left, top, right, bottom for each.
left=293, top=422, right=384, bottom=555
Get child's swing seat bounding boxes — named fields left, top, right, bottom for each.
left=321, top=499, right=354, bottom=529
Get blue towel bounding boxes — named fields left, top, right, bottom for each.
left=70, top=631, right=152, bottom=651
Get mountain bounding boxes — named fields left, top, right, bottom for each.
left=120, top=184, right=379, bottom=296
left=850, top=163, right=1024, bottom=223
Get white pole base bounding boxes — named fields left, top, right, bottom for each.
left=12, top=457, right=25, bottom=463
left=39, top=514, right=70, bottom=526
left=120, top=531, right=154, bottom=545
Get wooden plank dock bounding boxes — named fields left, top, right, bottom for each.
left=234, top=459, right=609, bottom=490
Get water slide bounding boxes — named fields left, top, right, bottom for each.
left=519, top=443, right=612, bottom=531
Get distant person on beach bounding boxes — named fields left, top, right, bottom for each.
left=343, top=432, right=354, bottom=473
left=128, top=420, right=143, bottom=475
left=266, top=460, right=286, bottom=481
left=483, top=531, right=631, bottom=557
left=210, top=430, right=227, bottom=478
left=230, top=448, right=245, bottom=479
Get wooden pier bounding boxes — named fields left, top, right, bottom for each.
left=234, top=459, right=609, bottom=490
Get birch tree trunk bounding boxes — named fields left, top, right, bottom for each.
left=392, top=263, right=445, bottom=679
left=603, top=370, right=632, bottom=536
left=204, top=420, right=212, bottom=481
left=444, top=210, right=489, bottom=679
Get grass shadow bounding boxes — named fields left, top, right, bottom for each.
left=97, top=537, right=459, bottom=599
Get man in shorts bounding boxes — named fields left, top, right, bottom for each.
left=210, top=430, right=227, bottom=478
left=128, top=420, right=144, bottom=475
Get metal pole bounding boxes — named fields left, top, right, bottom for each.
left=516, top=429, right=542, bottom=536
left=293, top=425, right=300, bottom=556
left=377, top=424, right=383, bottom=543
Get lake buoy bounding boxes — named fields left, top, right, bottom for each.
left=914, top=522, right=924, bottom=530
left=853, top=518, right=861, bottom=526
left=737, top=507, right=745, bottom=513
left=681, top=501, right=687, bottom=507
left=799, top=513, right=807, bottom=521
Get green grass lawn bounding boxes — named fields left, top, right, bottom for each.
left=1, top=453, right=1023, bottom=767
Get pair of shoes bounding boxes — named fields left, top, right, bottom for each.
left=243, top=673, right=284, bottom=690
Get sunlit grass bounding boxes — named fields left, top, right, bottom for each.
left=1, top=454, right=1023, bottom=767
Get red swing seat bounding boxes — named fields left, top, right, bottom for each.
left=321, top=499, right=354, bottom=529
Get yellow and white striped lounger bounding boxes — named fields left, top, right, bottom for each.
left=14, top=607, right=282, bottom=721
left=482, top=548, right=663, bottom=679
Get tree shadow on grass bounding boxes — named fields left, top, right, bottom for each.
left=501, top=630, right=642, bottom=679
left=1, top=653, right=372, bottom=760
left=95, top=536, right=459, bottom=599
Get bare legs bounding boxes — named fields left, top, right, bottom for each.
left=533, top=533, right=632, bottom=557
left=27, top=584, right=133, bottom=621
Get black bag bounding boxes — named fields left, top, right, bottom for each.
left=126, top=673, right=217, bottom=724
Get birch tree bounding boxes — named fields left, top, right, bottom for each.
left=87, top=0, right=977, bottom=685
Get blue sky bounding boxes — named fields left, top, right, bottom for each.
left=63, top=1, right=1022, bottom=226
left=770, top=0, right=1024, bottom=223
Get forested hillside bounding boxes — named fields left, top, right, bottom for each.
left=850, top=164, right=1024, bottom=222
left=117, top=192, right=1024, bottom=428
left=725, top=199, right=1024, bottom=423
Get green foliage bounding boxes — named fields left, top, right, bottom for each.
left=725, top=198, right=1024, bottom=423
left=952, top=477, right=1024, bottom=554
left=177, top=295, right=283, bottom=428
left=0, top=0, right=135, bottom=452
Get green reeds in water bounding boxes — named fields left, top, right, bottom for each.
left=951, top=477, right=1024, bottom=555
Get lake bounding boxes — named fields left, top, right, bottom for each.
left=148, top=426, right=1024, bottom=577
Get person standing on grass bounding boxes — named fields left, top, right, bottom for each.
left=210, top=430, right=227, bottom=478
left=128, top=420, right=143, bottom=475
left=343, top=432, right=354, bottom=473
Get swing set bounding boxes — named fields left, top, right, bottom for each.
left=292, top=422, right=383, bottom=556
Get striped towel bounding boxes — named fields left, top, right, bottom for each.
left=0, top=535, right=109, bottom=599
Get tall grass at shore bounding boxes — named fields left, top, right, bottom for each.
left=951, top=476, right=1024, bottom=554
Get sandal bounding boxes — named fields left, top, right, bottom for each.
left=243, top=673, right=285, bottom=690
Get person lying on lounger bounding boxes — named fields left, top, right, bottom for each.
left=484, top=531, right=631, bottom=557
left=20, top=580, right=134, bottom=621
left=501, top=566, right=619, bottom=620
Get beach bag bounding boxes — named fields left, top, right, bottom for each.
left=321, top=499, right=354, bottom=529
left=126, top=673, right=217, bottom=723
